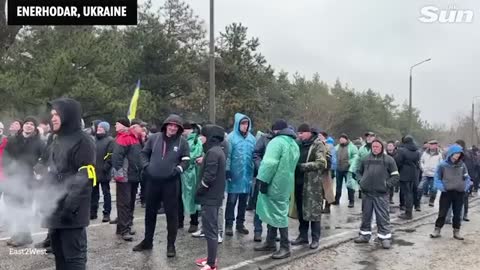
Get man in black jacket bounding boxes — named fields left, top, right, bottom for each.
left=44, top=98, right=96, bottom=270
left=194, top=124, right=226, bottom=270
left=90, top=121, right=113, bottom=222
left=111, top=118, right=142, bottom=241
left=133, top=114, right=190, bottom=257
left=3, top=116, right=45, bottom=247
left=354, top=139, right=399, bottom=249
left=396, top=135, right=421, bottom=220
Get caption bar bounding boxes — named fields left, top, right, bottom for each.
left=8, top=0, right=137, bottom=25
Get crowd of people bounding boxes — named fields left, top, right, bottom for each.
left=0, top=97, right=478, bottom=270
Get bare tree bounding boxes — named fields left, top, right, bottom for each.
left=0, top=0, right=22, bottom=57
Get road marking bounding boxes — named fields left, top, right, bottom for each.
left=0, top=216, right=147, bottom=241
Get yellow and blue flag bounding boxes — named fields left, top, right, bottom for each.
left=127, top=80, right=140, bottom=121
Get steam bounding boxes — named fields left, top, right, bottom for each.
left=0, top=161, right=67, bottom=240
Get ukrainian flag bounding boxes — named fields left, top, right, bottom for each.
left=127, top=80, right=140, bottom=121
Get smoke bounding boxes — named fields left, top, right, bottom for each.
left=0, top=161, right=67, bottom=240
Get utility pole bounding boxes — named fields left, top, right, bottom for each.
left=208, top=0, right=216, bottom=124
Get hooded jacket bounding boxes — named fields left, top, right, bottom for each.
left=335, top=141, right=358, bottom=173
left=140, top=114, right=190, bottom=181
left=195, top=125, right=226, bottom=207
left=420, top=148, right=443, bottom=177
left=326, top=137, right=337, bottom=171
left=434, top=144, right=471, bottom=192
left=357, top=140, right=400, bottom=195
left=395, top=136, right=421, bottom=182
left=226, top=113, right=256, bottom=193
left=256, top=128, right=300, bottom=228
left=44, top=98, right=96, bottom=229
left=181, top=131, right=203, bottom=214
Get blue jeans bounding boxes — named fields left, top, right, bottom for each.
left=225, top=193, right=248, bottom=227
left=417, top=176, right=436, bottom=202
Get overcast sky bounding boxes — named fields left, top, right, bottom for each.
left=153, top=0, right=479, bottom=126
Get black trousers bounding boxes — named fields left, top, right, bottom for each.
left=202, top=205, right=219, bottom=267
left=335, top=170, right=355, bottom=203
left=140, top=178, right=146, bottom=204
left=266, top=225, right=289, bottom=249
left=400, top=180, right=420, bottom=214
left=50, top=228, right=87, bottom=270
left=116, top=182, right=133, bottom=235
left=144, top=179, right=180, bottom=246
left=130, top=182, right=139, bottom=225
left=91, top=181, right=111, bottom=216
left=295, top=183, right=320, bottom=242
left=435, top=191, right=465, bottom=229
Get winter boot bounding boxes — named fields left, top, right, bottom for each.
left=132, top=240, right=153, bottom=252
left=254, top=232, right=262, bottom=242
left=167, top=244, right=176, bottom=257
left=322, top=203, right=331, bottom=214
left=188, top=225, right=198, bottom=233
left=415, top=206, right=421, bottom=212
left=120, top=233, right=133, bottom=242
left=348, top=201, right=355, bottom=208
left=430, top=227, right=441, bottom=238
left=354, top=234, right=371, bottom=244
left=271, top=247, right=290, bottom=259
left=236, top=226, right=249, bottom=235
left=398, top=212, right=413, bottom=220
left=291, top=236, right=309, bottom=246
left=34, top=236, right=51, bottom=248
left=463, top=215, right=470, bottom=222
left=381, top=239, right=391, bottom=249
left=254, top=242, right=277, bottom=252
left=102, top=215, right=110, bottom=223
left=310, top=241, right=320, bottom=249
left=428, top=197, right=435, bottom=207
left=225, top=226, right=233, bottom=236
left=109, top=218, right=118, bottom=224
left=453, top=229, right=464, bottom=240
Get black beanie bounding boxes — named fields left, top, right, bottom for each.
left=116, top=118, right=130, bottom=128
left=297, top=123, right=311, bottom=133
left=339, top=133, right=349, bottom=140
left=271, top=119, right=288, bottom=131
left=24, top=116, right=39, bottom=128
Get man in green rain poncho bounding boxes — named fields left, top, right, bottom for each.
left=254, top=120, right=300, bottom=260
left=180, top=122, right=204, bottom=233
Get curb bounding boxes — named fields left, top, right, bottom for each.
left=236, top=197, right=480, bottom=270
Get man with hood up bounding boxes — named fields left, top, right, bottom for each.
left=3, top=116, right=45, bottom=247
left=194, top=124, right=226, bottom=270
left=43, top=98, right=96, bottom=270
left=90, top=121, right=113, bottom=222
left=430, top=144, right=471, bottom=240
left=111, top=118, right=142, bottom=241
left=354, top=139, right=399, bottom=249
left=133, top=114, right=190, bottom=258
left=254, top=122, right=300, bottom=259
left=396, top=135, right=421, bottom=220
left=225, top=113, right=256, bottom=236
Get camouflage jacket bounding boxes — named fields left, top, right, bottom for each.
left=297, top=137, right=328, bottom=221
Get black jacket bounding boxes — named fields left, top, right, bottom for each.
left=463, top=149, right=478, bottom=180
left=253, top=132, right=273, bottom=175
left=44, top=98, right=96, bottom=229
left=112, top=131, right=142, bottom=183
left=395, top=139, right=421, bottom=182
left=95, top=134, right=114, bottom=182
left=195, top=125, right=226, bottom=206
left=141, top=115, right=190, bottom=181
left=3, top=132, right=45, bottom=180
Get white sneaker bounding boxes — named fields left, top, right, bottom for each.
left=218, top=234, right=223, bottom=244
left=192, top=231, right=205, bottom=238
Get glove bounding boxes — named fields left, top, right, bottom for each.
left=112, top=168, right=126, bottom=182
left=226, top=171, right=232, bottom=180
left=171, top=166, right=182, bottom=177
left=435, top=179, right=446, bottom=192
left=259, top=180, right=268, bottom=194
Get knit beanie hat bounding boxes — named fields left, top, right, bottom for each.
left=98, top=122, right=110, bottom=132
left=297, top=123, right=311, bottom=133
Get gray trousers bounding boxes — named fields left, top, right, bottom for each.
left=202, top=205, right=219, bottom=267
left=360, top=193, right=391, bottom=239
